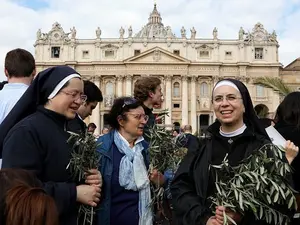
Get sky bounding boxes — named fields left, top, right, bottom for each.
left=1, top=0, right=300, bottom=80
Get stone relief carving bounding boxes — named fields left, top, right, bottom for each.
left=104, top=95, right=114, bottom=107
left=244, top=22, right=277, bottom=44
left=165, top=75, right=172, bottom=81
left=153, top=50, right=161, bottom=61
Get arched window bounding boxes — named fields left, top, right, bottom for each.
left=106, top=82, right=114, bottom=95
left=200, top=82, right=209, bottom=96
left=173, top=82, right=180, bottom=98
left=256, top=85, right=264, bottom=97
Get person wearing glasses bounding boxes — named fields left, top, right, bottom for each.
left=67, top=80, right=103, bottom=134
left=0, top=66, right=102, bottom=225
left=171, top=79, right=295, bottom=225
left=96, top=97, right=164, bottom=225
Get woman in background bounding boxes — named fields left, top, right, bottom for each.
left=0, top=168, right=59, bottom=225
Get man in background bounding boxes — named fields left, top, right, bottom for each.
left=0, top=48, right=35, bottom=124
left=134, top=76, right=163, bottom=141
left=67, top=80, right=103, bottom=134
left=87, top=123, right=97, bottom=134
left=0, top=48, right=35, bottom=168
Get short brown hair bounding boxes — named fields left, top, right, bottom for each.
left=134, top=77, right=161, bottom=102
left=4, top=48, right=35, bottom=78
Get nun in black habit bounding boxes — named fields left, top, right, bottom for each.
left=171, top=79, right=293, bottom=225
left=0, top=66, right=102, bottom=225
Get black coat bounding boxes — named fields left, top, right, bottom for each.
left=275, top=121, right=300, bottom=192
left=67, top=114, right=87, bottom=134
left=170, top=122, right=292, bottom=225
left=2, top=107, right=78, bottom=225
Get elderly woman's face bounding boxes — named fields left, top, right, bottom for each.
left=213, top=85, right=245, bottom=126
left=119, top=106, right=148, bottom=138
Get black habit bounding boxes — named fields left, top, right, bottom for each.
left=170, top=79, right=293, bottom=225
left=67, top=113, right=87, bottom=134
left=0, top=66, right=82, bottom=225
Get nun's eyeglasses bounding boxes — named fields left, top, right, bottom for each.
left=60, top=90, right=87, bottom=103
left=213, top=95, right=242, bottom=104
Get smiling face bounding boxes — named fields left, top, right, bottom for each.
left=118, top=106, right=148, bottom=139
left=213, top=85, right=245, bottom=130
left=45, top=78, right=84, bottom=119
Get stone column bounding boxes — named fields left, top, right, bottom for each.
left=181, top=76, right=189, bottom=126
left=90, top=77, right=101, bottom=135
left=190, top=76, right=197, bottom=133
left=165, top=75, right=172, bottom=126
left=117, top=75, right=124, bottom=97
left=125, top=74, right=132, bottom=96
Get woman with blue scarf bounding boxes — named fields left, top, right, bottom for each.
left=96, top=97, right=164, bottom=225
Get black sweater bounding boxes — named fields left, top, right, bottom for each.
left=2, top=106, right=78, bottom=225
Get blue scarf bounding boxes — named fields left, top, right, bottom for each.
left=114, top=131, right=153, bottom=225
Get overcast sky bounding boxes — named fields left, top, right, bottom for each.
left=1, top=0, right=300, bottom=81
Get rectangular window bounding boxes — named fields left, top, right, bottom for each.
left=105, top=50, right=114, bottom=58
left=173, top=50, right=180, bottom=55
left=82, top=50, right=89, bottom=59
left=255, top=48, right=263, bottom=59
left=200, top=50, right=209, bottom=58
left=134, top=50, right=141, bottom=56
left=51, top=47, right=60, bottom=58
left=173, top=103, right=180, bottom=108
left=225, top=51, right=232, bottom=59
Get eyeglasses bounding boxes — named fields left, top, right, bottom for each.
left=213, top=94, right=242, bottom=104
left=125, top=113, right=149, bottom=122
left=122, top=98, right=138, bottom=108
left=60, top=90, right=87, bottom=103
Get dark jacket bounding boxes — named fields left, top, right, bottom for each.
left=176, top=133, right=201, bottom=154
left=171, top=122, right=277, bottom=225
left=95, top=131, right=149, bottom=225
left=67, top=114, right=86, bottom=134
left=2, top=107, right=78, bottom=225
left=143, top=105, right=156, bottom=142
left=275, top=121, right=300, bottom=192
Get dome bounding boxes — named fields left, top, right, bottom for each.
left=134, top=4, right=176, bottom=39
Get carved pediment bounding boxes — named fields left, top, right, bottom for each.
left=284, top=58, right=300, bottom=71
left=195, top=44, right=214, bottom=50
left=100, top=44, right=119, bottom=50
left=41, top=22, right=71, bottom=44
left=244, top=22, right=278, bottom=44
left=124, top=47, right=190, bottom=63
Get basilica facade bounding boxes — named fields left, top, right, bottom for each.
left=34, top=4, right=281, bottom=134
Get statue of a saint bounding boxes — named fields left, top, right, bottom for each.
left=128, top=26, right=133, bottom=38
left=190, top=27, right=196, bottom=39
left=36, top=29, right=42, bottom=40
left=181, top=26, right=186, bottom=38
left=166, top=26, right=173, bottom=38
left=239, top=27, right=245, bottom=40
left=119, top=26, right=125, bottom=39
left=96, top=27, right=101, bottom=39
left=271, top=30, right=277, bottom=42
left=213, top=27, right=218, bottom=39
left=70, top=26, right=76, bottom=39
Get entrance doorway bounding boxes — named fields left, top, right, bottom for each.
left=199, top=114, right=210, bottom=136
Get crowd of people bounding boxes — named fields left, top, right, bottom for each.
left=0, top=48, right=300, bottom=225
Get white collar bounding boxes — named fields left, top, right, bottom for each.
left=219, top=124, right=247, bottom=138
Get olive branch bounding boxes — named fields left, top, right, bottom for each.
left=66, top=131, right=101, bottom=225
left=210, top=144, right=297, bottom=225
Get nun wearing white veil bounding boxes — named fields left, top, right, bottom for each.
left=0, top=66, right=102, bottom=225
